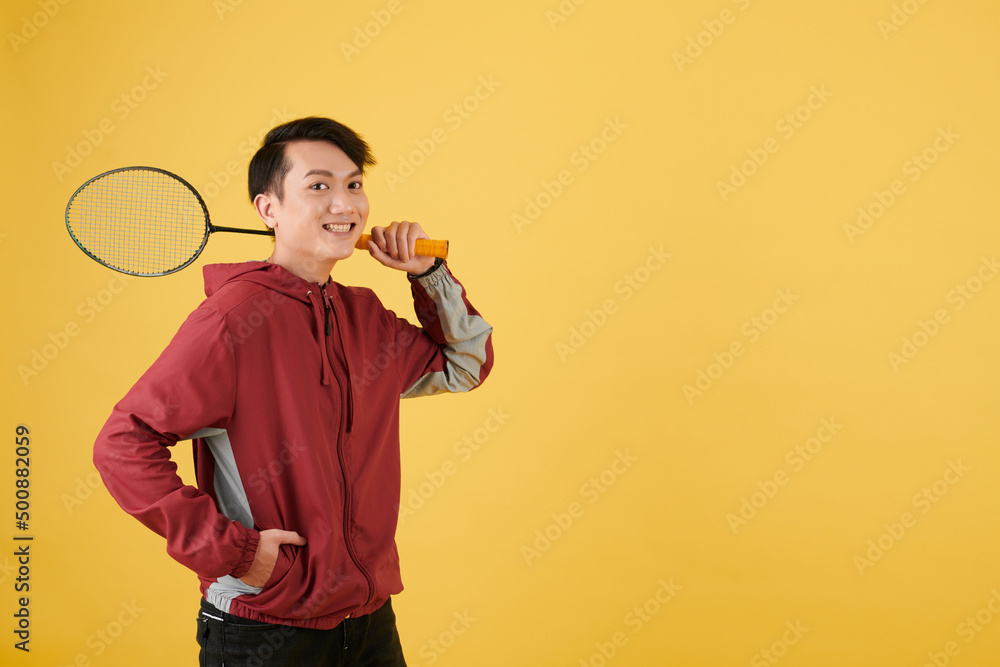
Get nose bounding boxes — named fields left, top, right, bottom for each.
left=328, top=186, right=356, bottom=214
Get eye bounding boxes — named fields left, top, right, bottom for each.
left=348, top=181, right=363, bottom=190
left=310, top=182, right=329, bottom=190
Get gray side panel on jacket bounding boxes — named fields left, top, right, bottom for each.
left=402, top=266, right=492, bottom=399
left=186, top=428, right=263, bottom=612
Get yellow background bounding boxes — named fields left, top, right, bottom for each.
left=3, top=0, right=1000, bottom=664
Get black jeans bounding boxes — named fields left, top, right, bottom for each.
left=196, top=597, right=407, bottom=666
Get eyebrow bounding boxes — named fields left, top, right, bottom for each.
left=302, top=168, right=363, bottom=179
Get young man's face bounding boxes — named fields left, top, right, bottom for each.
left=263, top=140, right=370, bottom=279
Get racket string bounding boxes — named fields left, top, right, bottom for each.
left=67, top=168, right=207, bottom=275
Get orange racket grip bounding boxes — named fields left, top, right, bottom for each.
left=355, top=234, right=449, bottom=259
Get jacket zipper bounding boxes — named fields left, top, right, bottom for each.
left=321, top=286, right=376, bottom=609
left=324, top=290, right=332, bottom=336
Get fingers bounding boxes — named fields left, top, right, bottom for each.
left=370, top=224, right=390, bottom=257
left=260, top=528, right=306, bottom=546
left=369, top=221, right=428, bottom=263
left=280, top=530, right=308, bottom=546
left=400, top=221, right=426, bottom=263
left=388, top=221, right=404, bottom=262
left=366, top=221, right=435, bottom=275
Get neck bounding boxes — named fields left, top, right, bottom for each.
left=266, top=253, right=335, bottom=284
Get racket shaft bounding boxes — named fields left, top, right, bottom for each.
left=355, top=234, right=448, bottom=259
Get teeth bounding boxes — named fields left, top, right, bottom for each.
left=324, top=223, right=352, bottom=232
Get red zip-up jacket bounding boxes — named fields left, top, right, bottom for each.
left=93, top=259, right=493, bottom=629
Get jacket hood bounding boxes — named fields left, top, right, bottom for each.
left=203, top=261, right=345, bottom=391
left=203, top=261, right=330, bottom=302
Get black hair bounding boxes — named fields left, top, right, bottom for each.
left=247, top=116, right=376, bottom=203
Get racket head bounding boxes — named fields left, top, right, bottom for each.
left=65, top=166, right=211, bottom=276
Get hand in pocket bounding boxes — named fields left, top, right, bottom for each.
left=239, top=529, right=307, bottom=588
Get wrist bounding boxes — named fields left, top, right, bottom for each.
left=407, top=257, right=443, bottom=279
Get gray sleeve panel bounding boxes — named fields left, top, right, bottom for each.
left=402, top=369, right=462, bottom=398
left=187, top=427, right=226, bottom=439
left=200, top=430, right=264, bottom=611
left=401, top=267, right=493, bottom=399
left=207, top=576, right=262, bottom=612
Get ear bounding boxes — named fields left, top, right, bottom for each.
left=253, top=193, right=278, bottom=231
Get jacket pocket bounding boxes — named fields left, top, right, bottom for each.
left=261, top=543, right=296, bottom=590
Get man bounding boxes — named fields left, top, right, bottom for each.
left=93, top=116, right=494, bottom=665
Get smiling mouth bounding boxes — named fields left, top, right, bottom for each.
left=323, top=223, right=355, bottom=233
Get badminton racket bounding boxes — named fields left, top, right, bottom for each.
left=65, top=166, right=449, bottom=277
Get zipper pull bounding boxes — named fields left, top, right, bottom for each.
left=324, top=292, right=332, bottom=337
